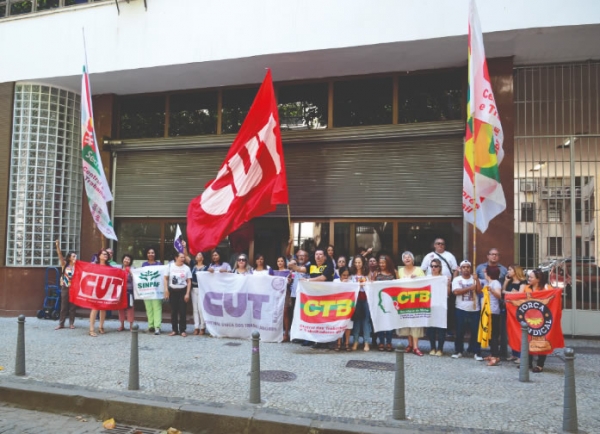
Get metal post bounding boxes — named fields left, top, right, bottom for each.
left=519, top=321, right=529, bottom=382
left=15, top=315, right=25, bottom=376
left=392, top=345, right=406, bottom=420
left=249, top=331, right=261, bottom=404
left=563, top=348, right=578, bottom=433
left=128, top=323, right=139, bottom=390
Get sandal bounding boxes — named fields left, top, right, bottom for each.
left=199, top=329, right=206, bottom=336
left=181, top=332, right=187, bottom=337
left=532, top=366, right=544, bottom=373
left=169, top=331, right=177, bottom=336
left=69, top=325, right=75, bottom=329
left=378, top=344, right=385, bottom=352
left=193, top=329, right=200, bottom=335
left=117, top=326, right=125, bottom=332
left=334, top=345, right=341, bottom=352
left=487, top=357, right=501, bottom=366
left=345, top=345, right=352, bottom=352
left=98, top=328, right=105, bottom=335
left=386, top=344, right=393, bottom=352
left=405, top=346, right=413, bottom=353
left=89, top=331, right=97, bottom=337
left=413, top=348, right=423, bottom=357
left=55, top=325, right=64, bottom=330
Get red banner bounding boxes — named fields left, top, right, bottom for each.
left=70, top=261, right=128, bottom=310
left=505, top=288, right=564, bottom=355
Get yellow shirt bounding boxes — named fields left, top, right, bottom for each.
left=398, top=267, right=425, bottom=279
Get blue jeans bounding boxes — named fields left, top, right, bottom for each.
left=352, top=300, right=372, bottom=344
left=454, top=308, right=481, bottom=355
left=377, top=330, right=393, bottom=345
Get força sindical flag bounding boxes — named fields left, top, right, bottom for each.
left=81, top=65, right=117, bottom=240
left=462, top=0, right=506, bottom=233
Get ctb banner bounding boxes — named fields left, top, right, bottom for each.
left=366, top=276, right=448, bottom=332
left=70, top=261, right=128, bottom=310
left=505, top=288, right=565, bottom=355
left=291, top=281, right=359, bottom=343
left=197, top=273, right=286, bottom=342
left=131, top=265, right=166, bottom=300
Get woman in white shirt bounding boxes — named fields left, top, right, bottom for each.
left=164, top=252, right=192, bottom=337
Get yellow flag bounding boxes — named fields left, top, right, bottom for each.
left=478, top=286, right=492, bottom=347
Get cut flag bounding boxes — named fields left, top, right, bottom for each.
left=463, top=0, right=506, bottom=233
left=81, top=65, right=117, bottom=240
left=187, top=69, right=288, bottom=254
left=174, top=224, right=184, bottom=254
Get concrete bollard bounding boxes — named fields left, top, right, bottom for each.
left=392, top=345, right=406, bottom=420
left=249, top=331, right=261, bottom=404
left=128, top=323, right=139, bottom=390
left=15, top=315, right=26, bottom=376
left=563, top=348, right=578, bottom=433
left=519, top=321, right=529, bottom=383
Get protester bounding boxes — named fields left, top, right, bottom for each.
left=351, top=255, right=371, bottom=351
left=117, top=254, right=135, bottom=332
left=288, top=250, right=310, bottom=343
left=483, top=266, right=502, bottom=366
left=475, top=248, right=508, bottom=282
left=426, top=258, right=450, bottom=356
left=273, top=256, right=291, bottom=342
left=89, top=249, right=110, bottom=337
left=421, top=237, right=459, bottom=335
left=335, top=256, right=347, bottom=278
left=367, top=256, right=379, bottom=282
left=397, top=251, right=426, bottom=356
left=326, top=245, right=337, bottom=273
left=54, top=240, right=77, bottom=330
left=142, top=247, right=163, bottom=335
left=305, top=249, right=335, bottom=349
left=375, top=254, right=397, bottom=352
left=502, top=264, right=526, bottom=363
left=106, top=248, right=118, bottom=267
left=334, top=266, right=353, bottom=352
left=164, top=252, right=192, bottom=337
left=233, top=253, right=252, bottom=275
left=451, top=260, right=483, bottom=360
left=208, top=249, right=232, bottom=273
left=190, top=251, right=209, bottom=335
left=520, top=268, right=549, bottom=373
left=253, top=254, right=273, bottom=275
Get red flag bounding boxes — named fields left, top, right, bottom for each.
left=70, top=261, right=128, bottom=310
left=187, top=70, right=288, bottom=253
left=505, top=288, right=565, bottom=355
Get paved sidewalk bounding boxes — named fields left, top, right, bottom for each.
left=0, top=317, right=598, bottom=433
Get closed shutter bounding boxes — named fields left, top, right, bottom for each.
left=114, top=134, right=463, bottom=218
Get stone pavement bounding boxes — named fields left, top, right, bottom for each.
left=0, top=317, right=599, bottom=433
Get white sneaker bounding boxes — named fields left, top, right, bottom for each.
left=154, top=329, right=160, bottom=335
left=451, top=353, right=463, bottom=359
left=429, top=349, right=436, bottom=356
left=474, top=354, right=484, bottom=361
left=435, top=350, right=443, bottom=357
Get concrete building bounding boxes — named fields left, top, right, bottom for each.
left=1, top=0, right=599, bottom=334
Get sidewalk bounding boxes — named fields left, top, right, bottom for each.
left=0, top=317, right=598, bottom=433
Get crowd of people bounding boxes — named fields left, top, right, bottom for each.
left=53, top=237, right=551, bottom=373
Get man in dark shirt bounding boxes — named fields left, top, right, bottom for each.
left=307, top=249, right=334, bottom=282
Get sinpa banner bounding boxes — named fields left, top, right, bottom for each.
left=366, top=276, right=448, bottom=332
left=197, top=273, right=286, bottom=342
left=70, top=261, right=128, bottom=310
left=131, top=265, right=166, bottom=300
left=291, top=281, right=359, bottom=343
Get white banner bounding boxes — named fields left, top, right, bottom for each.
left=198, top=272, right=286, bottom=342
left=291, top=280, right=360, bottom=343
left=366, top=276, right=448, bottom=332
left=131, top=265, right=166, bottom=300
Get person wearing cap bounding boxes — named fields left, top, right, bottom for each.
left=451, top=260, right=483, bottom=361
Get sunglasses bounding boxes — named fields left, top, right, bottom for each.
left=431, top=265, right=441, bottom=268
left=238, top=258, right=247, bottom=262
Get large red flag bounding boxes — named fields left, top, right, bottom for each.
left=187, top=70, right=288, bottom=253
left=70, top=261, right=128, bottom=310
left=505, top=288, right=565, bottom=355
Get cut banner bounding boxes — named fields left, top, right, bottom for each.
left=197, top=272, right=286, bottom=342
left=505, top=288, right=565, bottom=355
left=366, top=276, right=448, bottom=332
left=291, top=281, right=359, bottom=343
left=70, top=261, right=128, bottom=310
left=131, top=265, right=166, bottom=300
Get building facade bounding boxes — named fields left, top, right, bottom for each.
left=1, top=0, right=599, bottom=334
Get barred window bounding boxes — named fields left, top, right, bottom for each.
left=548, top=237, right=563, bottom=257
left=6, top=84, right=82, bottom=266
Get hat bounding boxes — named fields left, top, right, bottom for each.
left=460, top=260, right=472, bottom=267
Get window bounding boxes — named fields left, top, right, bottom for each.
left=398, top=72, right=463, bottom=123
left=548, top=237, right=563, bottom=257
left=168, top=91, right=218, bottom=136
left=7, top=84, right=82, bottom=266
left=119, top=95, right=166, bottom=139
left=277, top=83, right=328, bottom=130
left=222, top=87, right=259, bottom=134
left=548, top=201, right=562, bottom=222
left=334, top=77, right=393, bottom=127
left=520, top=202, right=536, bottom=222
